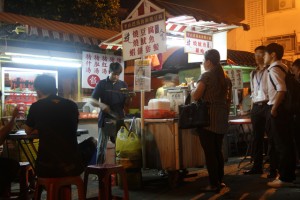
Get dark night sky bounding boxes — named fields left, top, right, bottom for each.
left=120, top=0, right=245, bottom=23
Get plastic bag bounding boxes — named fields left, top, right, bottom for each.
left=115, top=119, right=141, bottom=160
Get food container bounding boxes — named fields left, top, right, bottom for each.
left=144, top=109, right=176, bottom=119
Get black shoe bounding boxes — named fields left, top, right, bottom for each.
left=243, top=169, right=263, bottom=175
left=267, top=172, right=278, bottom=179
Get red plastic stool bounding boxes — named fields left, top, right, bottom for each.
left=6, top=162, right=35, bottom=199
left=34, top=176, right=85, bottom=200
left=19, top=162, right=35, bottom=198
left=84, top=164, right=129, bottom=200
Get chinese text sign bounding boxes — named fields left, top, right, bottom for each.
left=121, top=10, right=167, bottom=61
left=225, top=69, right=243, bottom=89
left=82, top=51, right=124, bottom=89
left=184, top=31, right=213, bottom=55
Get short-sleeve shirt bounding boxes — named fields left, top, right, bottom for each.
left=199, top=71, right=232, bottom=134
left=250, top=68, right=269, bottom=103
left=26, top=95, right=83, bottom=177
left=267, top=61, right=287, bottom=105
left=91, top=77, right=128, bottom=127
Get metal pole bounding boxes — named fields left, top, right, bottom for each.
left=140, top=90, right=146, bottom=168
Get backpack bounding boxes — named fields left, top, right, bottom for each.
left=269, top=65, right=300, bottom=114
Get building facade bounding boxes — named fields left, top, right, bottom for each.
left=228, top=0, right=300, bottom=61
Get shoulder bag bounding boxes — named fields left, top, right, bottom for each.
left=178, top=93, right=210, bottom=129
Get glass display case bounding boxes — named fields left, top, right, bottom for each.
left=1, top=67, right=58, bottom=117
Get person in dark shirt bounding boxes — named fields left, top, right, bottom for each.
left=291, top=59, right=300, bottom=167
left=25, top=74, right=97, bottom=177
left=0, top=107, right=20, bottom=198
left=91, top=62, right=132, bottom=164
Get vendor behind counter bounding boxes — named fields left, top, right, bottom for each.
left=156, top=73, right=179, bottom=99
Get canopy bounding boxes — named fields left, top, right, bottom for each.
left=99, top=0, right=249, bottom=50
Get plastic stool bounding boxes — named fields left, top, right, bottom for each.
left=84, top=164, right=129, bottom=200
left=34, top=176, right=85, bottom=200
left=19, top=162, right=35, bottom=198
left=8, top=162, right=35, bottom=199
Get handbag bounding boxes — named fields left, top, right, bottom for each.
left=178, top=93, right=210, bottom=129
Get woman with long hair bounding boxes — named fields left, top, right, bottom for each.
left=190, top=49, right=232, bottom=192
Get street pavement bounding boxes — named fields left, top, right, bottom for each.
left=83, top=157, right=300, bottom=200
left=10, top=157, right=300, bottom=199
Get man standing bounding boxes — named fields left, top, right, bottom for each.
left=244, top=46, right=269, bottom=175
left=91, top=62, right=132, bottom=164
left=264, top=43, right=296, bottom=187
left=25, top=75, right=96, bottom=177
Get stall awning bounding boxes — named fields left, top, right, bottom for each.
left=0, top=12, right=119, bottom=46
left=99, top=0, right=249, bottom=50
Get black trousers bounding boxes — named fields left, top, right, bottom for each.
left=293, top=114, right=300, bottom=160
left=0, top=157, right=20, bottom=196
left=36, top=137, right=97, bottom=178
left=198, top=129, right=224, bottom=186
left=266, top=105, right=296, bottom=182
left=250, top=103, right=268, bottom=170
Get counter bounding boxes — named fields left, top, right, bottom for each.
left=142, top=118, right=205, bottom=170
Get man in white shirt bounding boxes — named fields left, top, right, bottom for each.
left=244, top=46, right=269, bottom=175
left=264, top=43, right=295, bottom=188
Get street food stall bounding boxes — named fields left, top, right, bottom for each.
left=98, top=0, right=248, bottom=180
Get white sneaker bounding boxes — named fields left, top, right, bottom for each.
left=267, top=179, right=294, bottom=188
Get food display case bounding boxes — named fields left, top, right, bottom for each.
left=1, top=67, right=58, bottom=117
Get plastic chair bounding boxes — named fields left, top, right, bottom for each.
left=34, top=176, right=85, bottom=200
left=84, top=164, right=129, bottom=200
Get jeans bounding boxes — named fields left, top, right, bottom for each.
left=96, top=127, right=110, bottom=164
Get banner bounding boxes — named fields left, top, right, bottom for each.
left=121, top=10, right=167, bottom=61
left=82, top=51, right=124, bottom=89
left=225, top=69, right=243, bottom=89
left=184, top=31, right=213, bottom=55
left=134, top=59, right=151, bottom=91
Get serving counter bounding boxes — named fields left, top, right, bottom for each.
left=143, top=118, right=205, bottom=170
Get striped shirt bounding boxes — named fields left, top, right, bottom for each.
left=199, top=71, right=232, bottom=134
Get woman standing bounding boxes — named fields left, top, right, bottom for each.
left=190, top=49, right=232, bottom=192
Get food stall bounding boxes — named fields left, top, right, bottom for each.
left=96, top=0, right=247, bottom=179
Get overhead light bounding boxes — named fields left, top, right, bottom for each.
left=5, top=52, right=50, bottom=59
left=12, top=56, right=82, bottom=68
left=4, top=52, right=82, bottom=68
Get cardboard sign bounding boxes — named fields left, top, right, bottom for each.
left=134, top=59, right=151, bottom=91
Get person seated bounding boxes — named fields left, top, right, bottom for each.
left=24, top=74, right=97, bottom=178
left=0, top=108, right=20, bottom=198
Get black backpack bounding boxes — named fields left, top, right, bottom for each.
left=269, top=65, right=300, bottom=114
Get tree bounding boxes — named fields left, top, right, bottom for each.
left=4, top=0, right=121, bottom=30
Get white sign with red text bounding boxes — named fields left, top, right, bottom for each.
left=82, top=51, right=124, bottom=89
left=121, top=10, right=167, bottom=61
left=184, top=31, right=213, bottom=55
